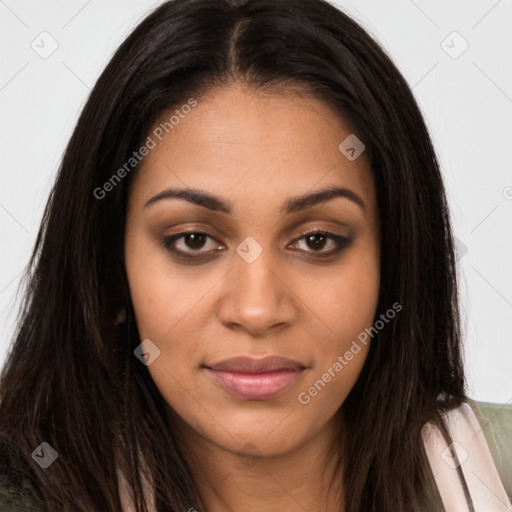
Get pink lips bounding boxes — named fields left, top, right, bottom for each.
left=204, top=355, right=305, bottom=400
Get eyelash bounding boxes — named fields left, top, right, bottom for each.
left=161, top=228, right=352, bottom=260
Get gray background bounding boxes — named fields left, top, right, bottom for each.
left=1, top=0, right=511, bottom=403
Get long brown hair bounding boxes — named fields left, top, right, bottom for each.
left=0, top=0, right=466, bottom=510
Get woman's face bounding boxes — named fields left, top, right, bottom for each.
left=124, top=83, right=380, bottom=460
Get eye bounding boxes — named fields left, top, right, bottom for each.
left=288, top=229, right=352, bottom=256
left=161, top=228, right=352, bottom=260
left=162, top=230, right=224, bottom=257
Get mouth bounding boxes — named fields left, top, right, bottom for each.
left=203, top=355, right=306, bottom=400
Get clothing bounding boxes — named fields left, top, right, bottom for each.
left=420, top=398, right=512, bottom=511
left=1, top=398, right=510, bottom=511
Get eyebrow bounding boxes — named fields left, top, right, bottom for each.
left=144, top=185, right=366, bottom=215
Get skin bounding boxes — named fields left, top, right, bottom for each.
left=124, top=83, right=380, bottom=511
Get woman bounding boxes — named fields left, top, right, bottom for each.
left=0, top=0, right=510, bottom=510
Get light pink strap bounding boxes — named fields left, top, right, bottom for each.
left=422, top=402, right=511, bottom=511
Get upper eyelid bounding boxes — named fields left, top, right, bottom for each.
left=167, top=227, right=345, bottom=241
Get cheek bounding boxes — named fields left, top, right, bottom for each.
left=295, top=238, right=380, bottom=348
left=293, top=241, right=379, bottom=404
left=124, top=228, right=218, bottom=342
left=124, top=238, right=211, bottom=417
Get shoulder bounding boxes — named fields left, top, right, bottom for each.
left=468, top=396, right=512, bottom=421
left=466, top=397, right=512, bottom=501
left=419, top=398, right=512, bottom=512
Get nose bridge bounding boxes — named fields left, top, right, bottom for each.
left=217, top=235, right=296, bottom=333
left=236, top=237, right=277, bottom=296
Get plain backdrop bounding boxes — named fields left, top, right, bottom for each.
left=0, top=0, right=511, bottom=404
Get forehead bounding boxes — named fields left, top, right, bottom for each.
left=131, top=83, right=376, bottom=218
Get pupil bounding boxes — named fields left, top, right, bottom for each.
left=186, top=233, right=206, bottom=250
left=307, top=234, right=326, bottom=250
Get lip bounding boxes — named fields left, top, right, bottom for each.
left=205, top=355, right=305, bottom=373
left=203, top=355, right=306, bottom=400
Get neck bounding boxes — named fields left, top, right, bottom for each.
left=168, top=408, right=345, bottom=512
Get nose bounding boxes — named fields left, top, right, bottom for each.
left=216, top=243, right=298, bottom=336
